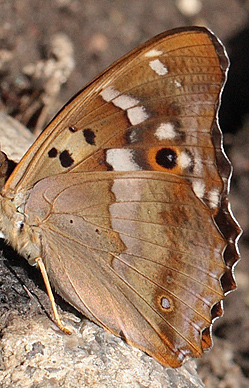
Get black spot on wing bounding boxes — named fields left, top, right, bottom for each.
left=83, top=128, right=96, bottom=145
left=59, top=150, right=74, bottom=168
left=48, top=148, right=58, bottom=158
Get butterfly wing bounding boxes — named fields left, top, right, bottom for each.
left=2, top=27, right=241, bottom=367
left=5, top=26, right=228, bottom=199
left=24, top=170, right=227, bottom=367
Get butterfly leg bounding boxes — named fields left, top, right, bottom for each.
left=35, top=256, right=72, bottom=335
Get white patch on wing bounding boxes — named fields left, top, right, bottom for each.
left=106, top=149, right=141, bottom=171
left=144, top=49, right=163, bottom=57
left=111, top=178, right=143, bottom=202
left=127, top=106, right=149, bottom=125
left=192, top=150, right=203, bottom=174
left=174, top=80, right=182, bottom=87
left=178, top=151, right=192, bottom=169
left=208, top=188, right=220, bottom=209
left=101, top=87, right=149, bottom=126
left=128, top=128, right=140, bottom=143
left=149, top=59, right=168, bottom=75
left=100, top=86, right=121, bottom=102
left=155, top=123, right=176, bottom=140
left=112, top=94, right=139, bottom=110
left=192, top=180, right=205, bottom=200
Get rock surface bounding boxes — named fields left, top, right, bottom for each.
left=0, top=313, right=206, bottom=388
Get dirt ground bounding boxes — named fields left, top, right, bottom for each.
left=0, top=1, right=249, bottom=387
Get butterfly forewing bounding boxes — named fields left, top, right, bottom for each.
left=1, top=27, right=241, bottom=367
left=6, top=27, right=226, bottom=200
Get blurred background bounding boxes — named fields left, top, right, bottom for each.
left=0, top=1, right=248, bottom=387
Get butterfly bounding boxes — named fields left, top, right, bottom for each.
left=0, top=26, right=241, bottom=367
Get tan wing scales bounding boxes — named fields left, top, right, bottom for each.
left=24, top=171, right=227, bottom=366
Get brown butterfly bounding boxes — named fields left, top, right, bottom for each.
left=0, top=26, right=241, bottom=367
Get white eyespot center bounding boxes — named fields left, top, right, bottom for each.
left=192, top=180, right=205, bottom=200
left=106, top=149, right=141, bottom=171
left=155, top=123, right=176, bottom=140
left=127, top=106, right=149, bottom=125
left=161, top=297, right=171, bottom=309
left=149, top=59, right=168, bottom=75
left=145, top=49, right=163, bottom=57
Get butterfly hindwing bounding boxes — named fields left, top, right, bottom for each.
left=25, top=170, right=226, bottom=366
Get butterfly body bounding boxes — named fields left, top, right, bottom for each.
left=0, top=27, right=240, bottom=367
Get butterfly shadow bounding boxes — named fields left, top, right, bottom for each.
left=0, top=239, right=82, bottom=330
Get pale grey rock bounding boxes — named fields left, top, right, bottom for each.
left=0, top=311, right=206, bottom=388
left=0, top=112, right=35, bottom=162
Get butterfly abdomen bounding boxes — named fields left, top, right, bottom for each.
left=0, top=192, right=41, bottom=265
